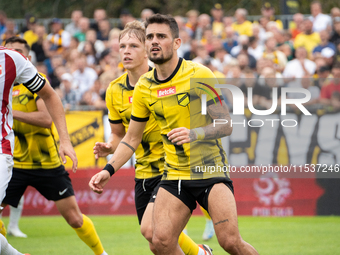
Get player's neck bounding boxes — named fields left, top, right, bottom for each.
left=155, top=56, right=180, bottom=81
left=127, top=63, right=149, bottom=86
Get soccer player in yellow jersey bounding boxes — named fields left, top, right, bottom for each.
left=0, top=37, right=107, bottom=255
left=90, top=14, right=259, bottom=255
left=93, top=20, right=212, bottom=255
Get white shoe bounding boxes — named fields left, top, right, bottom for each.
left=7, top=227, right=27, bottom=238
left=202, top=220, right=215, bottom=241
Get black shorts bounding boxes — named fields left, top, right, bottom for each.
left=135, top=175, right=162, bottom=224
left=159, top=177, right=234, bottom=213
left=3, top=165, right=74, bottom=208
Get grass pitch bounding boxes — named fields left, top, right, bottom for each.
left=2, top=216, right=340, bottom=254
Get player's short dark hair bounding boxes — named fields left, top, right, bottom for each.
left=5, top=36, right=31, bottom=53
left=145, top=14, right=179, bottom=39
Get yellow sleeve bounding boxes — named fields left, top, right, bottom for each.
left=246, top=21, right=253, bottom=37
left=105, top=85, right=122, bottom=123
left=293, top=34, right=303, bottom=49
left=131, top=81, right=151, bottom=122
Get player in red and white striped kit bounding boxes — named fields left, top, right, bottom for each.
left=0, top=46, right=77, bottom=255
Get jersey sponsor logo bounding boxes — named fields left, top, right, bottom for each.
left=0, top=65, right=2, bottom=75
left=177, top=93, right=190, bottom=107
left=12, top=90, right=20, bottom=96
left=129, top=96, right=133, bottom=104
left=157, top=86, right=176, bottom=97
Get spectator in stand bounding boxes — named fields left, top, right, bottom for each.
left=279, top=43, right=293, bottom=62
left=248, top=36, right=264, bottom=60
left=239, top=67, right=262, bottom=106
left=299, top=74, right=320, bottom=103
left=22, top=15, right=38, bottom=47
left=283, top=47, right=317, bottom=92
left=210, top=3, right=224, bottom=38
left=291, top=13, right=304, bottom=39
left=97, top=19, right=111, bottom=43
left=91, top=9, right=107, bottom=32
left=262, top=36, right=287, bottom=72
left=313, top=30, right=337, bottom=57
left=47, top=18, right=71, bottom=54
left=294, top=19, right=321, bottom=57
left=222, top=26, right=238, bottom=53
left=72, top=54, right=98, bottom=100
left=195, top=13, right=211, bottom=41
left=65, top=49, right=80, bottom=73
left=315, top=65, right=332, bottom=89
left=213, top=47, right=233, bottom=72
left=321, top=47, right=335, bottom=68
left=230, top=34, right=249, bottom=57
left=259, top=16, right=270, bottom=32
left=178, top=29, right=191, bottom=58
left=82, top=41, right=98, bottom=67
left=74, top=17, right=90, bottom=42
left=1, top=19, right=18, bottom=45
left=140, top=8, right=154, bottom=21
left=78, top=29, right=105, bottom=57
left=309, top=0, right=332, bottom=32
left=59, top=73, right=78, bottom=109
left=201, top=29, right=214, bottom=53
left=65, top=10, right=83, bottom=36
left=237, top=53, right=251, bottom=70
left=49, top=54, right=64, bottom=89
left=320, top=64, right=340, bottom=108
left=203, top=58, right=225, bottom=79
left=258, top=67, right=282, bottom=109
left=331, top=8, right=340, bottom=29
left=192, top=44, right=217, bottom=66
left=0, top=10, right=6, bottom=37
left=330, top=17, right=340, bottom=46
left=252, top=23, right=266, bottom=46
left=118, top=9, right=134, bottom=30
left=232, top=8, right=253, bottom=37
left=185, top=10, right=199, bottom=39
left=183, top=39, right=198, bottom=60
left=261, top=2, right=283, bottom=30
left=31, top=25, right=48, bottom=63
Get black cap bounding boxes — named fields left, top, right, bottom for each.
left=120, top=8, right=131, bottom=15
left=319, top=66, right=331, bottom=73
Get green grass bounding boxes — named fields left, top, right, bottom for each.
left=2, top=216, right=340, bottom=254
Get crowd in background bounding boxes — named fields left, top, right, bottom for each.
left=1, top=1, right=340, bottom=112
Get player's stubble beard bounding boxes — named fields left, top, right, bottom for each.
left=148, top=46, right=173, bottom=65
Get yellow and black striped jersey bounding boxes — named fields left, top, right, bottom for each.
left=106, top=71, right=164, bottom=179
left=131, top=58, right=229, bottom=180
left=12, top=74, right=61, bottom=170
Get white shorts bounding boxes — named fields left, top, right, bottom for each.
left=0, top=154, right=14, bottom=208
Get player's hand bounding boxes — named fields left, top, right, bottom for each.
left=167, top=127, right=193, bottom=145
left=93, top=142, right=113, bottom=159
left=89, top=170, right=110, bottom=194
left=59, top=140, right=78, bottom=173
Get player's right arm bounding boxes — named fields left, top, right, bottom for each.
left=89, top=120, right=147, bottom=194
left=93, top=122, right=126, bottom=159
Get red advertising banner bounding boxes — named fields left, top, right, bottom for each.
left=1, top=168, right=324, bottom=217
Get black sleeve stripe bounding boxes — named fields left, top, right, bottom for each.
left=23, top=73, right=46, bottom=93
left=207, top=96, right=224, bottom=106
left=35, top=95, right=41, bottom=102
left=131, top=115, right=149, bottom=122
left=109, top=119, right=123, bottom=124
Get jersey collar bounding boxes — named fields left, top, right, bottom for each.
left=126, top=66, right=153, bottom=90
left=154, top=58, right=183, bottom=84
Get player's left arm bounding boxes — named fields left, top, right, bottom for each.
left=168, top=101, right=232, bottom=145
left=12, top=97, right=52, bottom=128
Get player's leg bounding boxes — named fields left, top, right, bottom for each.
left=208, top=183, right=258, bottom=255
left=8, top=196, right=27, bottom=238
left=152, top=186, right=191, bottom=255
left=55, top=196, right=107, bottom=255
left=0, top=233, right=26, bottom=255
left=200, top=206, right=214, bottom=241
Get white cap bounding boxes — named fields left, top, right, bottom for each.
left=61, top=73, right=73, bottom=82
left=321, top=47, right=335, bottom=58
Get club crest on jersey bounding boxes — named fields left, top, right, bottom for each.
left=157, top=86, right=176, bottom=97
left=129, top=96, right=132, bottom=104
left=177, top=93, right=190, bottom=107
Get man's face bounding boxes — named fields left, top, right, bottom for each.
left=119, top=34, right=146, bottom=71
left=145, top=23, right=177, bottom=65
left=5, top=42, right=29, bottom=58
left=332, top=68, right=340, bottom=79
left=304, top=20, right=313, bottom=33
left=311, top=3, right=321, bottom=16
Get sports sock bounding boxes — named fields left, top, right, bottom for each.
left=8, top=196, right=24, bottom=230
left=0, top=219, right=7, bottom=237
left=73, top=214, right=105, bottom=255
left=178, top=231, right=199, bottom=255
left=200, top=207, right=211, bottom=220
left=0, top=233, right=23, bottom=254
